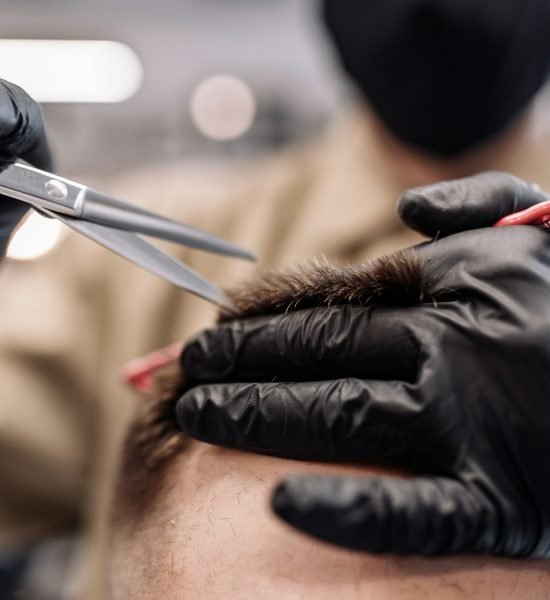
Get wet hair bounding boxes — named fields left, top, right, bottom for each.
left=115, top=251, right=428, bottom=520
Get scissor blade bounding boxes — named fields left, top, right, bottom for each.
left=80, top=188, right=257, bottom=261
left=40, top=208, right=230, bottom=307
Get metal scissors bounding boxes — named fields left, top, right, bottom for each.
left=0, top=161, right=257, bottom=307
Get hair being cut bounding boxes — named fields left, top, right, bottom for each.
left=115, top=250, right=430, bottom=520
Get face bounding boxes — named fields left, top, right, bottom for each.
left=110, top=441, right=550, bottom=599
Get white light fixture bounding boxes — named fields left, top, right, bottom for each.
left=7, top=212, right=64, bottom=261
left=0, top=40, right=143, bottom=103
left=190, top=74, right=257, bottom=141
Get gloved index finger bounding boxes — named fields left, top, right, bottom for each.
left=398, top=171, right=547, bottom=237
left=181, top=304, right=436, bottom=386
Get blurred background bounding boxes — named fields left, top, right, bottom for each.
left=0, top=0, right=349, bottom=177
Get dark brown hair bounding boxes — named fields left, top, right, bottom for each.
left=114, top=251, right=428, bottom=520
left=220, top=251, right=426, bottom=321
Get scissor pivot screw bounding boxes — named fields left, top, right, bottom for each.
left=45, top=179, right=68, bottom=201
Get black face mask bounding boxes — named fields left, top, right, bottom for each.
left=322, top=0, right=550, bottom=156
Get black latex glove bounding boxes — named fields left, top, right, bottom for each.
left=176, top=172, right=550, bottom=557
left=0, top=79, right=52, bottom=256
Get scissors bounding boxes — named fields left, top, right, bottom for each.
left=0, top=161, right=257, bottom=307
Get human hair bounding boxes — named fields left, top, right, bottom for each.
left=114, top=250, right=431, bottom=522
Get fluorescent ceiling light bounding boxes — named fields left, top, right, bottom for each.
left=0, top=40, right=143, bottom=103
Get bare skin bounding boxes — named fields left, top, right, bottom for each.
left=110, top=441, right=550, bottom=599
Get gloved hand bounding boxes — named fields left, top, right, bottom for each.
left=175, top=172, right=550, bottom=557
left=0, top=79, right=52, bottom=256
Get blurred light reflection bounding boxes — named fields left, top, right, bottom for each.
left=0, top=40, right=143, bottom=103
left=7, top=212, right=64, bottom=261
left=190, top=74, right=257, bottom=141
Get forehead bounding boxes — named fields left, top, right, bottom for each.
left=110, top=443, right=550, bottom=599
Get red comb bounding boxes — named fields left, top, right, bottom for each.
left=121, top=342, right=183, bottom=393
left=494, top=200, right=550, bottom=228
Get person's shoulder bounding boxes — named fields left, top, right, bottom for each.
left=90, top=120, right=360, bottom=224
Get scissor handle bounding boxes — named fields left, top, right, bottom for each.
left=494, top=199, right=550, bottom=228
left=0, top=161, right=86, bottom=216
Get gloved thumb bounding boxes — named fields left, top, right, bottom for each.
left=398, top=172, right=547, bottom=237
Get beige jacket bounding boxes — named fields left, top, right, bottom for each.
left=0, top=109, right=549, bottom=597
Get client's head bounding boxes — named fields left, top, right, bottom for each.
left=110, top=255, right=550, bottom=599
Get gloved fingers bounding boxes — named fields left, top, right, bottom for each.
left=181, top=304, right=435, bottom=385
left=398, top=171, right=547, bottom=237
left=176, top=377, right=446, bottom=465
left=0, top=198, right=29, bottom=256
left=0, top=80, right=53, bottom=255
left=272, top=473, right=493, bottom=556
left=0, top=79, right=52, bottom=170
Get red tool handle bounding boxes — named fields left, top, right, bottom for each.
left=494, top=200, right=550, bottom=228
left=121, top=342, right=183, bottom=393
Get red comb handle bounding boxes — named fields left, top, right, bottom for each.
left=121, top=342, right=183, bottom=393
left=494, top=200, right=550, bottom=228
